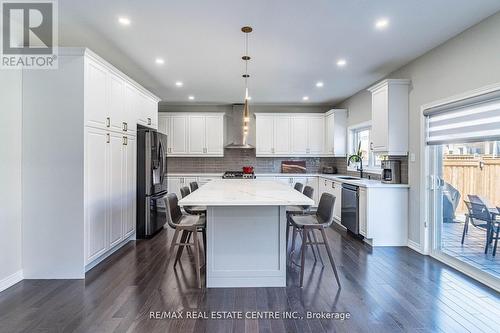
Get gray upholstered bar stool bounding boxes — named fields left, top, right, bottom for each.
left=293, top=182, right=304, bottom=192
left=164, top=193, right=205, bottom=288
left=190, top=181, right=199, bottom=192
left=289, top=192, right=341, bottom=288
left=286, top=185, right=314, bottom=251
left=180, top=186, right=206, bottom=215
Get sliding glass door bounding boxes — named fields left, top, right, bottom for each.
left=424, top=88, right=500, bottom=289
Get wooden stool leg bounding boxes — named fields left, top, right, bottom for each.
left=167, top=228, right=180, bottom=266
left=300, top=228, right=308, bottom=288
left=493, top=225, right=499, bottom=256
left=174, top=230, right=190, bottom=267
left=192, top=228, right=202, bottom=288
left=320, top=228, right=341, bottom=288
left=202, top=228, right=207, bottom=259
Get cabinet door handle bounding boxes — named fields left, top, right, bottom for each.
left=123, top=136, right=128, bottom=145
left=106, top=117, right=110, bottom=128
left=123, top=122, right=128, bottom=131
left=106, top=133, right=110, bottom=143
left=147, top=117, right=152, bottom=125
left=370, top=142, right=373, bottom=150
left=332, top=183, right=335, bottom=189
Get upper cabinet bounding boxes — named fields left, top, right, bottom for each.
left=85, top=54, right=159, bottom=133
left=158, top=113, right=225, bottom=157
left=255, top=111, right=346, bottom=157
left=325, top=109, right=347, bottom=157
left=368, top=79, right=410, bottom=155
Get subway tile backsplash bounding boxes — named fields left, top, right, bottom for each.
left=167, top=149, right=408, bottom=184
left=167, top=149, right=336, bottom=174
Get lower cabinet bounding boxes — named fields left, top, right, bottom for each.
left=85, top=127, right=136, bottom=265
left=358, top=188, right=367, bottom=236
left=318, top=177, right=342, bottom=222
left=167, top=176, right=219, bottom=199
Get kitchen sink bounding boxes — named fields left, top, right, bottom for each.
left=336, top=176, right=361, bottom=180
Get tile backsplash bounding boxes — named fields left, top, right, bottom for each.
left=167, top=149, right=409, bottom=184
left=167, top=149, right=336, bottom=174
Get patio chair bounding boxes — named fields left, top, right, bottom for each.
left=462, top=199, right=499, bottom=255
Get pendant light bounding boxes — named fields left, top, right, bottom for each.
left=241, top=26, right=252, bottom=144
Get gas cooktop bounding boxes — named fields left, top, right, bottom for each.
left=222, top=171, right=256, bottom=179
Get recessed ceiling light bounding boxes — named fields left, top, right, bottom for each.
left=188, top=95, right=195, bottom=100
left=316, top=81, right=324, bottom=88
left=336, top=59, right=347, bottom=67
left=118, top=17, right=131, bottom=26
left=155, top=58, right=164, bottom=65
left=175, top=81, right=183, bottom=87
left=375, top=18, right=389, bottom=30
left=302, top=96, right=309, bottom=101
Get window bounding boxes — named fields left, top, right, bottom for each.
left=348, top=122, right=382, bottom=173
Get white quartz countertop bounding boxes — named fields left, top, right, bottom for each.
left=168, top=173, right=409, bottom=188
left=178, top=179, right=315, bottom=206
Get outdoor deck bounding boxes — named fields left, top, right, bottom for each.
left=442, top=221, right=500, bottom=279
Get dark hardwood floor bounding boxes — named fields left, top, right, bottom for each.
left=1, top=225, right=499, bottom=333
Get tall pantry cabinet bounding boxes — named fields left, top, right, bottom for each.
left=22, top=48, right=159, bottom=278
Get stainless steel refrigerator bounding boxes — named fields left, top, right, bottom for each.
left=136, top=126, right=168, bottom=238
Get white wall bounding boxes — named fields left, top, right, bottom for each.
left=337, top=11, right=500, bottom=248
left=0, top=71, right=23, bottom=288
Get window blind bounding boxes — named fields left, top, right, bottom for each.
left=425, top=92, right=500, bottom=145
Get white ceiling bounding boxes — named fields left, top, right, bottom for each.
left=59, top=0, right=500, bottom=105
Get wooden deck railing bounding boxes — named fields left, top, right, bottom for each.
left=443, top=155, right=500, bottom=214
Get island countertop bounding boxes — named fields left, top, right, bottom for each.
left=178, top=179, right=314, bottom=207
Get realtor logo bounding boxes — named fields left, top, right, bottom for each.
left=1, top=0, right=58, bottom=68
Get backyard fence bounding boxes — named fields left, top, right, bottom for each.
left=443, top=155, right=500, bottom=214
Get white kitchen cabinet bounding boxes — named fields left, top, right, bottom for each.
left=205, top=115, right=224, bottom=155
left=291, top=117, right=308, bottom=154
left=167, top=176, right=198, bottom=199
left=107, top=71, right=125, bottom=133
left=324, top=109, right=347, bottom=156
left=274, top=115, right=291, bottom=154
left=358, top=188, right=367, bottom=237
left=255, top=115, right=275, bottom=155
left=188, top=115, right=205, bottom=154
left=108, top=132, right=125, bottom=248
left=255, top=113, right=339, bottom=157
left=307, top=116, right=325, bottom=154
left=332, top=181, right=342, bottom=222
left=85, top=56, right=158, bottom=133
left=159, top=113, right=224, bottom=157
left=85, top=59, right=108, bottom=129
left=85, top=128, right=109, bottom=263
left=21, top=48, right=158, bottom=278
left=367, top=79, right=410, bottom=155
left=123, top=135, right=136, bottom=238
left=170, top=115, right=188, bottom=155
left=357, top=186, right=408, bottom=246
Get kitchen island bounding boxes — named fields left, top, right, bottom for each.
left=178, top=179, right=314, bottom=288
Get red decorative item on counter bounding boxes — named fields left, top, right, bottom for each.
left=242, top=166, right=254, bottom=174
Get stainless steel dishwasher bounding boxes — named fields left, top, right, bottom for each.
left=341, top=183, right=359, bottom=234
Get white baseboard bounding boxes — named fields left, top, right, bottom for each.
left=407, top=239, right=423, bottom=253
left=0, top=270, right=23, bottom=293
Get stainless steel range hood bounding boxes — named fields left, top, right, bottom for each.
left=224, top=104, right=255, bottom=149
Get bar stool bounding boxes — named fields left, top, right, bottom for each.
left=180, top=186, right=206, bottom=215
left=190, top=181, right=199, bottom=192
left=293, top=182, right=304, bottom=192
left=289, top=192, right=341, bottom=288
left=286, top=186, right=314, bottom=248
left=164, top=193, right=205, bottom=288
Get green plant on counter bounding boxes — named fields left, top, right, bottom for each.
left=347, top=141, right=363, bottom=164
